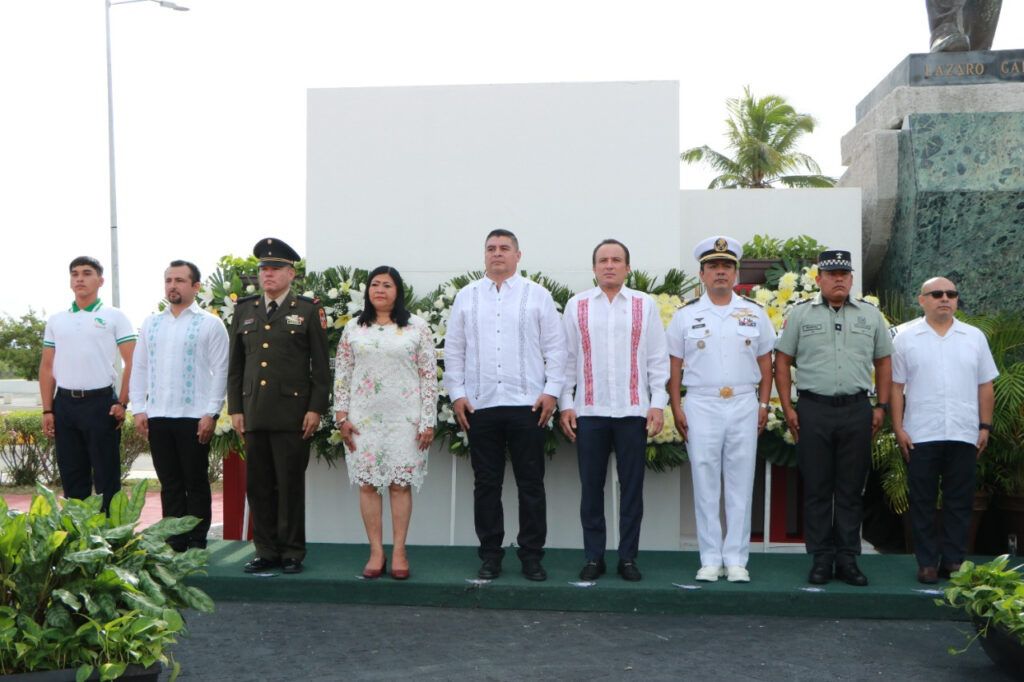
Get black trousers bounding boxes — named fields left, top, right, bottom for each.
left=148, top=417, right=212, bottom=547
left=908, top=440, right=977, bottom=568
left=467, top=406, right=547, bottom=561
left=54, top=389, right=121, bottom=510
left=577, top=416, right=646, bottom=562
left=245, top=430, right=311, bottom=562
left=796, top=396, right=872, bottom=564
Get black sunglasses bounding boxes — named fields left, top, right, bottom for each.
left=924, top=290, right=959, bottom=299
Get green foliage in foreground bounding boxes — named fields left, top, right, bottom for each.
left=0, top=481, right=214, bottom=680
left=939, top=555, right=1024, bottom=655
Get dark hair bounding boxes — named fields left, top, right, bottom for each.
left=699, top=259, right=737, bottom=273
left=357, top=266, right=411, bottom=328
left=484, top=228, right=519, bottom=250
left=168, top=260, right=201, bottom=284
left=69, top=256, right=103, bottom=275
left=591, top=239, right=630, bottom=266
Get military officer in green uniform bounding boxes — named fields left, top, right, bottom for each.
left=774, top=250, right=892, bottom=587
left=228, top=238, right=330, bottom=574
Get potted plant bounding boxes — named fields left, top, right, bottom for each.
left=738, top=234, right=784, bottom=285
left=0, top=481, right=213, bottom=680
left=938, top=555, right=1024, bottom=678
left=738, top=234, right=828, bottom=286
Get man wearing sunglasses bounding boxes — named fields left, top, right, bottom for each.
left=890, top=278, right=997, bottom=584
left=775, top=250, right=893, bottom=587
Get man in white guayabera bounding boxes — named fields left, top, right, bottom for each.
left=444, top=229, right=566, bottom=582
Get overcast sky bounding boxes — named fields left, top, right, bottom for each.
left=2, top=0, right=1022, bottom=325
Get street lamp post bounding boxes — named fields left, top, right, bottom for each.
left=104, top=0, right=188, bottom=307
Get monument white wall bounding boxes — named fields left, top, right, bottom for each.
left=306, top=81, right=680, bottom=294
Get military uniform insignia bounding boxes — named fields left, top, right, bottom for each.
left=319, top=308, right=327, bottom=330
left=714, top=238, right=728, bottom=252
left=242, top=318, right=256, bottom=327
left=286, top=315, right=304, bottom=326
left=697, top=340, right=706, bottom=349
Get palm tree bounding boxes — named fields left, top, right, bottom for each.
left=682, top=86, right=835, bottom=189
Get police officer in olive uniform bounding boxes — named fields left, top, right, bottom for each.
left=774, top=250, right=893, bottom=587
left=228, top=238, right=330, bottom=574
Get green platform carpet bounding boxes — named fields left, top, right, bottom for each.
left=187, top=541, right=980, bottom=621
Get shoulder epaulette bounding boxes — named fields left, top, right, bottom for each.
left=296, top=295, right=319, bottom=304
left=794, top=298, right=813, bottom=306
left=855, top=296, right=878, bottom=307
left=236, top=294, right=259, bottom=304
left=681, top=297, right=700, bottom=307
left=741, top=295, right=764, bottom=308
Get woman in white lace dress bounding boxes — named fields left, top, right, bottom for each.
left=333, top=266, right=437, bottom=580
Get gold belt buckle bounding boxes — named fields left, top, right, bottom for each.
left=719, top=386, right=734, bottom=399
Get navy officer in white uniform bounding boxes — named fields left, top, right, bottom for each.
left=667, top=236, right=775, bottom=583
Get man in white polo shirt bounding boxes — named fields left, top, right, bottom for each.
left=891, top=277, right=998, bottom=584
left=130, top=260, right=228, bottom=551
left=559, top=239, right=668, bottom=582
left=39, top=256, right=136, bottom=510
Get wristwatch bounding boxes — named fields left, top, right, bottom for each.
left=874, top=403, right=889, bottom=412
left=337, top=416, right=348, bottom=425
left=979, top=422, right=993, bottom=431
left=758, top=402, right=770, bottom=410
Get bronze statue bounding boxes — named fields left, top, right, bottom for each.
left=928, top=0, right=1002, bottom=52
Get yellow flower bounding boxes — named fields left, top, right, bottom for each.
left=754, top=287, right=773, bottom=305
left=862, top=294, right=880, bottom=307
left=229, top=292, right=238, bottom=301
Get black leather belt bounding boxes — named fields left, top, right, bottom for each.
left=57, top=386, right=114, bottom=399
left=797, top=390, right=867, bottom=407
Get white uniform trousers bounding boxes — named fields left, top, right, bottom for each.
left=684, top=391, right=759, bottom=568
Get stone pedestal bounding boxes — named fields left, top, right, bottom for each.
left=838, top=50, right=1024, bottom=310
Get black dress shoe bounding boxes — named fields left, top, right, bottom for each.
left=243, top=557, right=280, bottom=573
left=938, top=562, right=962, bottom=579
left=521, top=558, right=547, bottom=581
left=835, top=562, right=868, bottom=587
left=808, top=562, right=833, bottom=585
left=617, top=560, right=642, bottom=582
left=282, top=558, right=303, bottom=574
left=579, top=559, right=606, bottom=581
left=187, top=538, right=208, bottom=550
left=478, top=558, right=502, bottom=580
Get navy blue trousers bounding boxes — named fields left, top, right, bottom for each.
left=576, top=416, right=646, bottom=562
left=54, top=389, right=121, bottom=510
left=908, top=440, right=977, bottom=568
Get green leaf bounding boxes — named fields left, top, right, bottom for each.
left=107, top=489, right=129, bottom=527
left=65, top=547, right=114, bottom=565
left=76, top=664, right=94, bottom=682
left=53, top=588, right=82, bottom=610
left=99, top=662, right=127, bottom=681
left=125, top=479, right=150, bottom=524
left=141, top=516, right=201, bottom=542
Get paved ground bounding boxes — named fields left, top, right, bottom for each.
left=164, top=602, right=1009, bottom=681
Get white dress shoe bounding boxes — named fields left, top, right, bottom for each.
left=695, top=565, right=723, bottom=582
left=726, top=565, right=750, bottom=583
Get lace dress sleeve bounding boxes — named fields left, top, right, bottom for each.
left=414, top=317, right=438, bottom=431
left=333, top=322, right=355, bottom=413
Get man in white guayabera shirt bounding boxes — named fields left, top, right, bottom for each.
left=130, top=260, right=229, bottom=551
left=444, top=229, right=567, bottom=582
left=559, top=239, right=669, bottom=583
left=890, top=277, right=997, bottom=585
